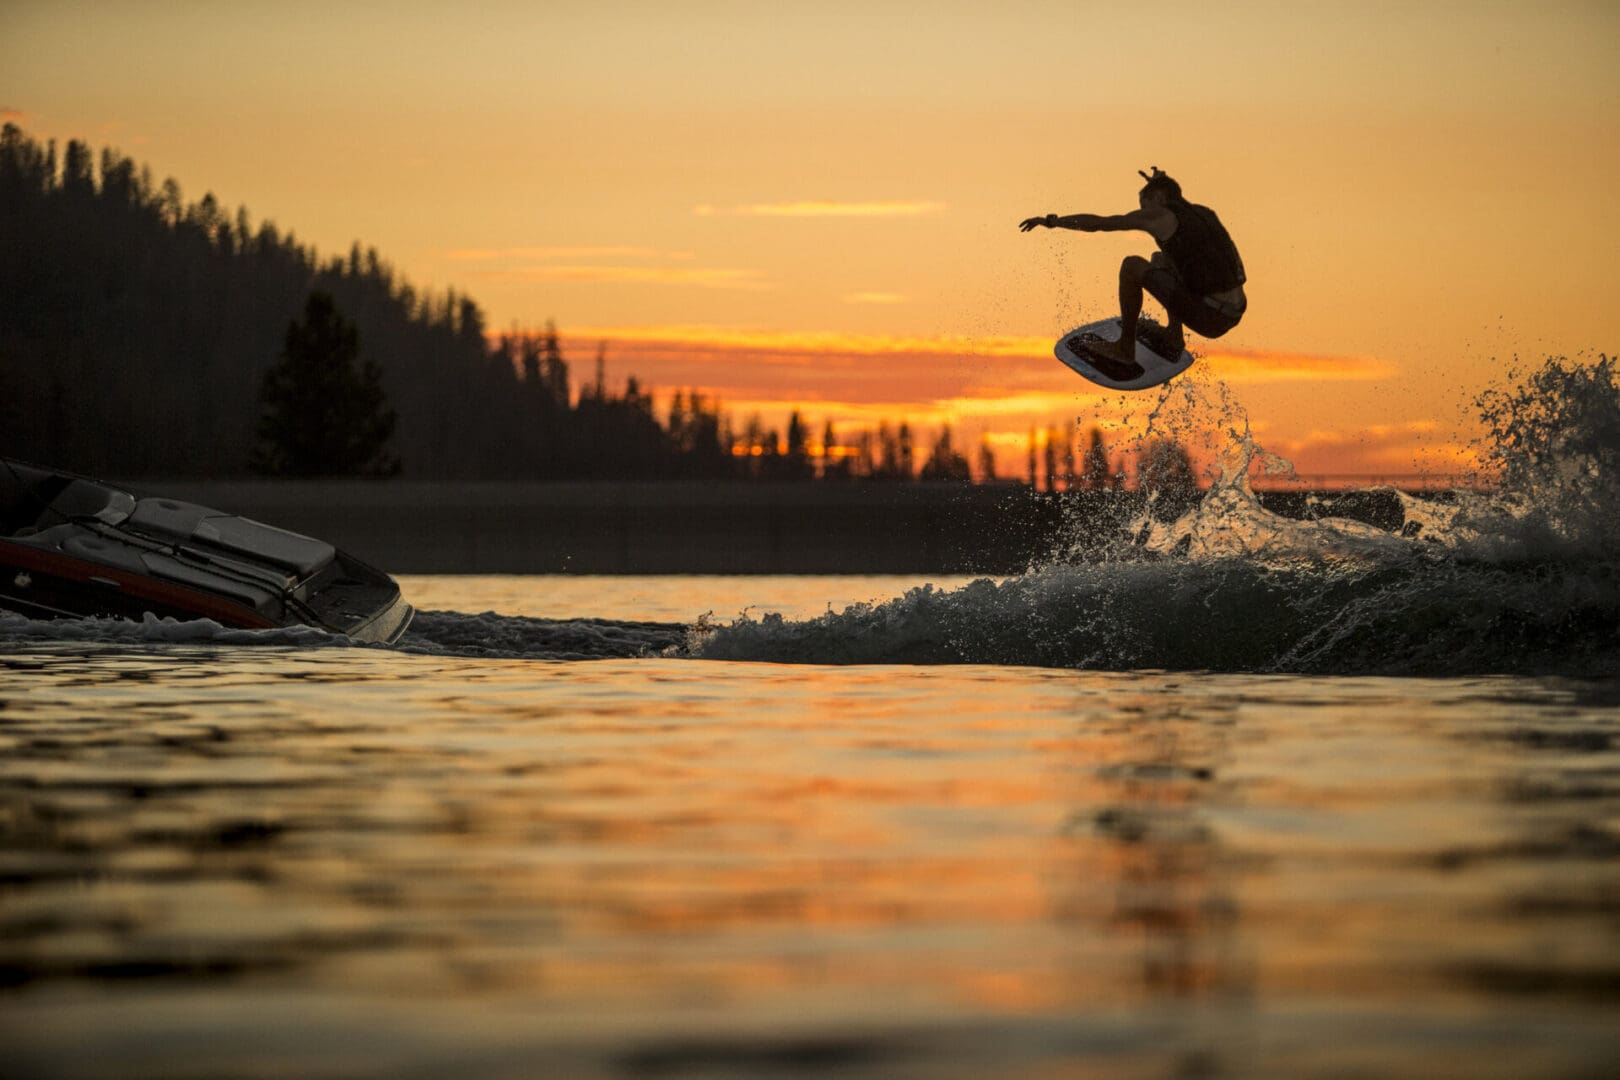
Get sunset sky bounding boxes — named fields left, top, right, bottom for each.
left=6, top=1, right=1619, bottom=478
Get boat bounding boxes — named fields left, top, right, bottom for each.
left=0, top=458, right=413, bottom=644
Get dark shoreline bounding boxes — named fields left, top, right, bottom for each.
left=119, top=481, right=1418, bottom=574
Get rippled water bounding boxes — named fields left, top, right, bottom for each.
left=2, top=574, right=1618, bottom=1079
left=6, top=359, right=1620, bottom=1076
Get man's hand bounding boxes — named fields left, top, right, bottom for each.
left=1019, top=214, right=1057, bottom=232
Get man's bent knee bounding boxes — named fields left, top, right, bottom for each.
left=1119, top=255, right=1151, bottom=283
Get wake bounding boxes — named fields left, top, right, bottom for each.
left=693, top=357, right=1620, bottom=676
left=0, top=608, right=685, bottom=662
left=6, top=357, right=1618, bottom=676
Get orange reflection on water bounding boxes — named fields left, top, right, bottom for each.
left=3, top=640, right=1617, bottom=1079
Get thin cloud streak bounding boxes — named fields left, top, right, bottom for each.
left=568, top=324, right=1058, bottom=359
left=554, top=324, right=1433, bottom=477
left=475, top=267, right=772, bottom=290
left=693, top=201, right=948, bottom=218
left=1197, top=349, right=1396, bottom=383
left=564, top=324, right=1394, bottom=383
left=447, top=246, right=695, bottom=261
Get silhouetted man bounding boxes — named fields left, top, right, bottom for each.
left=1021, top=168, right=1246, bottom=381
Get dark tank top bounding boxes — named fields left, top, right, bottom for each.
left=1158, top=202, right=1246, bottom=297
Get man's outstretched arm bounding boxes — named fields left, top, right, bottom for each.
left=1019, top=209, right=1166, bottom=233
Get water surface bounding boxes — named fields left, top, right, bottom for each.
left=3, top=581, right=1617, bottom=1078
left=6, top=360, right=1620, bottom=1076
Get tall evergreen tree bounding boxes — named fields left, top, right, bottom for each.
left=782, top=410, right=813, bottom=480
left=1136, top=438, right=1199, bottom=497
left=252, top=291, right=399, bottom=476
left=541, top=319, right=570, bottom=405
left=819, top=420, right=841, bottom=479
left=1078, top=428, right=1112, bottom=490
left=920, top=424, right=971, bottom=482
left=976, top=433, right=997, bottom=483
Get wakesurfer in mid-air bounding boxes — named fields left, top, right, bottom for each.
left=1021, top=168, right=1246, bottom=383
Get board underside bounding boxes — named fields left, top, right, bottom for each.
left=1054, top=317, right=1196, bottom=391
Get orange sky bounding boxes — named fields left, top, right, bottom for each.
left=5, top=1, right=1619, bottom=478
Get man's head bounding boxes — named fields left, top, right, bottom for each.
left=1138, top=167, right=1182, bottom=208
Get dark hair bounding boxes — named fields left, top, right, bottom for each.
left=1138, top=167, right=1182, bottom=202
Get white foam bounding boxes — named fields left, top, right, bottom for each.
left=0, top=609, right=345, bottom=647
left=697, top=357, right=1620, bottom=675
left=0, top=607, right=686, bottom=662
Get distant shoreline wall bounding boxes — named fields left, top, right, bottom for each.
left=122, top=481, right=1402, bottom=574
left=119, top=481, right=1074, bottom=573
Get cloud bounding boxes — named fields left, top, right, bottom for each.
left=1269, top=421, right=1440, bottom=452
left=562, top=325, right=1392, bottom=383
left=446, top=246, right=695, bottom=261
left=542, top=324, right=1446, bottom=476
left=474, top=266, right=772, bottom=290
left=1197, top=347, right=1397, bottom=383
left=536, top=324, right=1477, bottom=479
left=563, top=324, right=1050, bottom=359
left=843, top=292, right=907, bottom=305
left=694, top=201, right=948, bottom=218
left=0, top=107, right=28, bottom=124
left=1255, top=421, right=1480, bottom=482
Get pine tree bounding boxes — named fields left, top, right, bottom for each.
left=1136, top=438, right=1198, bottom=497
left=920, top=424, right=972, bottom=482
left=252, top=291, right=399, bottom=476
left=1079, top=428, right=1111, bottom=490
left=819, top=420, right=841, bottom=479
left=783, top=410, right=812, bottom=480
left=977, top=433, right=997, bottom=483
left=1042, top=427, right=1060, bottom=492
left=541, top=319, right=570, bottom=405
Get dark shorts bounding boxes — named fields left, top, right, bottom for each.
left=1143, top=265, right=1245, bottom=339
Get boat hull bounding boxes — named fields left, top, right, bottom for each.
left=1, top=461, right=413, bottom=644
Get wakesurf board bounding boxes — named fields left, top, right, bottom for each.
left=1055, top=317, right=1195, bottom=391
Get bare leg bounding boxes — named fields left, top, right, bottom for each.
left=1073, top=255, right=1150, bottom=379
left=1114, top=255, right=1149, bottom=359
left=1165, top=314, right=1185, bottom=356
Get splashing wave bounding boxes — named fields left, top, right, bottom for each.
left=695, top=357, right=1620, bottom=675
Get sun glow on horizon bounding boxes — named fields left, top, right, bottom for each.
left=473, top=266, right=774, bottom=290
left=536, top=325, right=1455, bottom=479
left=446, top=246, right=698, bottom=262
left=693, top=200, right=948, bottom=218
left=8, top=1, right=1617, bottom=476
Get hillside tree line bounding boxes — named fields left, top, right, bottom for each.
left=0, top=125, right=1193, bottom=490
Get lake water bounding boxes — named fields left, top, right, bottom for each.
left=5, top=364, right=1620, bottom=1077
left=2, top=571, right=1618, bottom=1079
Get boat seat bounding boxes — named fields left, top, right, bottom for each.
left=11, top=523, right=150, bottom=575
left=59, top=530, right=150, bottom=575
left=127, top=499, right=334, bottom=577
left=18, top=479, right=134, bottom=531
left=8, top=522, right=278, bottom=613
left=139, top=552, right=280, bottom=614
left=9, top=522, right=83, bottom=550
